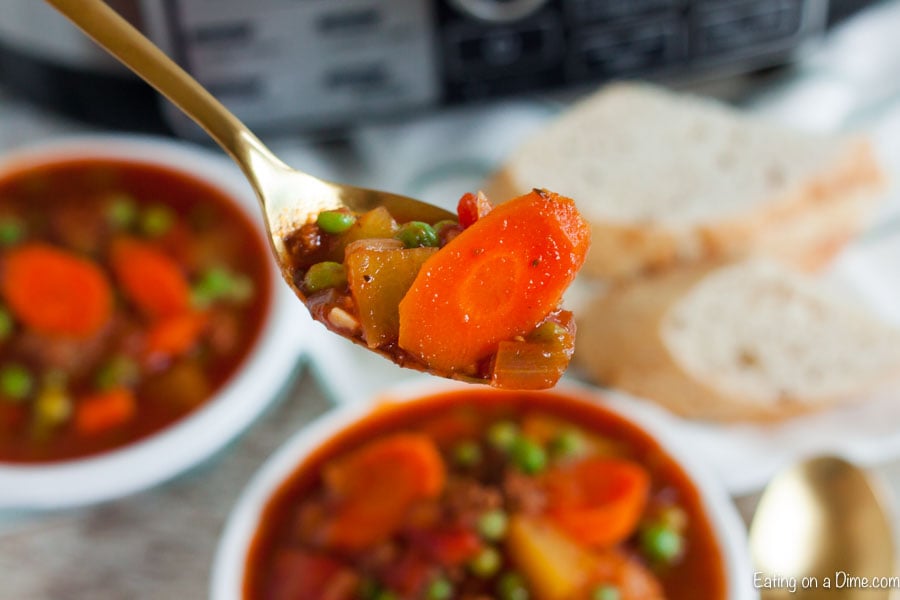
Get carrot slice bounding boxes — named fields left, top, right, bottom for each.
left=321, top=433, right=445, bottom=551
left=110, top=237, right=190, bottom=318
left=398, top=189, right=590, bottom=374
left=543, top=457, right=650, bottom=548
left=74, top=388, right=136, bottom=435
left=145, top=311, right=209, bottom=357
left=1, top=243, right=113, bottom=339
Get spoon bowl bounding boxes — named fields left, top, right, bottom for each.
left=750, top=456, right=895, bottom=599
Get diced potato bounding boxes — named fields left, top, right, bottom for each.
left=506, top=516, right=595, bottom=600
left=346, top=246, right=437, bottom=348
left=338, top=207, right=398, bottom=253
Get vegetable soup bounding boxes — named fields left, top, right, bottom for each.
left=0, top=158, right=270, bottom=462
left=283, top=190, right=589, bottom=389
left=245, top=390, right=726, bottom=600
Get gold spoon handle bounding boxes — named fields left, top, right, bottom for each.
left=44, top=0, right=287, bottom=188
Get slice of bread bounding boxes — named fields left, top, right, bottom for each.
left=575, top=259, right=900, bottom=421
left=485, top=83, right=885, bottom=280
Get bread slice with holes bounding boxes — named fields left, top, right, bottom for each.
left=485, top=83, right=885, bottom=280
left=575, top=259, right=900, bottom=421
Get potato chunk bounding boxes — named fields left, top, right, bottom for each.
left=346, top=245, right=437, bottom=348
left=507, top=516, right=594, bottom=600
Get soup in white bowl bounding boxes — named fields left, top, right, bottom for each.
left=0, top=135, right=303, bottom=509
left=213, top=382, right=756, bottom=600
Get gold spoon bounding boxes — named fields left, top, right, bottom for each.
left=750, top=456, right=895, bottom=599
left=44, top=0, right=455, bottom=362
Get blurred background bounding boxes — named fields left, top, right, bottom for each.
left=4, top=0, right=900, bottom=210
left=0, top=0, right=883, bottom=132
left=2, top=0, right=900, bottom=598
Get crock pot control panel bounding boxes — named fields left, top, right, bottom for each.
left=140, top=0, right=826, bottom=132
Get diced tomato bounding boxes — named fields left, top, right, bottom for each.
left=0, top=404, right=26, bottom=431
left=416, top=525, right=482, bottom=566
left=456, top=192, right=493, bottom=228
left=383, top=551, right=435, bottom=597
left=267, top=550, right=356, bottom=600
left=418, top=409, right=482, bottom=446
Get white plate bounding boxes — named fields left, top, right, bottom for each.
left=212, top=379, right=756, bottom=600
left=0, top=135, right=306, bottom=510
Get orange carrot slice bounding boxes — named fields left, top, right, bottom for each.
left=110, top=237, right=190, bottom=318
left=321, top=433, right=445, bottom=551
left=74, top=388, right=136, bottom=435
left=398, top=189, right=590, bottom=374
left=145, top=311, right=209, bottom=357
left=543, top=457, right=650, bottom=548
left=1, top=243, right=113, bottom=339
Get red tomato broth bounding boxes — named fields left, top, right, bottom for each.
left=0, top=158, right=271, bottom=462
left=245, top=389, right=726, bottom=600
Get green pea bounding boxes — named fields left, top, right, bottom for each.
left=469, top=547, right=501, bottom=578
left=95, top=356, right=140, bottom=391
left=487, top=420, right=519, bottom=452
left=192, top=267, right=256, bottom=307
left=0, top=306, right=13, bottom=342
left=640, top=523, right=684, bottom=564
left=191, top=267, right=232, bottom=307
left=303, top=261, right=347, bottom=293
left=106, top=193, right=138, bottom=228
left=453, top=440, right=482, bottom=468
left=0, top=217, right=25, bottom=246
left=477, top=509, right=509, bottom=541
left=374, top=592, right=399, bottom=600
left=141, top=204, right=175, bottom=237
left=396, top=221, right=439, bottom=248
left=511, top=436, right=547, bottom=475
left=550, top=428, right=586, bottom=459
left=0, top=364, right=33, bottom=401
left=432, top=219, right=459, bottom=233
left=425, top=577, right=453, bottom=600
left=432, top=219, right=460, bottom=241
left=592, top=585, right=620, bottom=600
left=317, top=210, right=357, bottom=234
left=497, top=572, right=530, bottom=600
left=199, top=267, right=233, bottom=296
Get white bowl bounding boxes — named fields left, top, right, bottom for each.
left=0, top=135, right=305, bottom=510
left=211, top=379, right=758, bottom=600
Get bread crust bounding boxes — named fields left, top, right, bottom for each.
left=574, top=261, right=899, bottom=421
left=485, top=100, right=887, bottom=281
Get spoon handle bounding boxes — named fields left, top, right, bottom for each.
left=44, top=0, right=287, bottom=187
